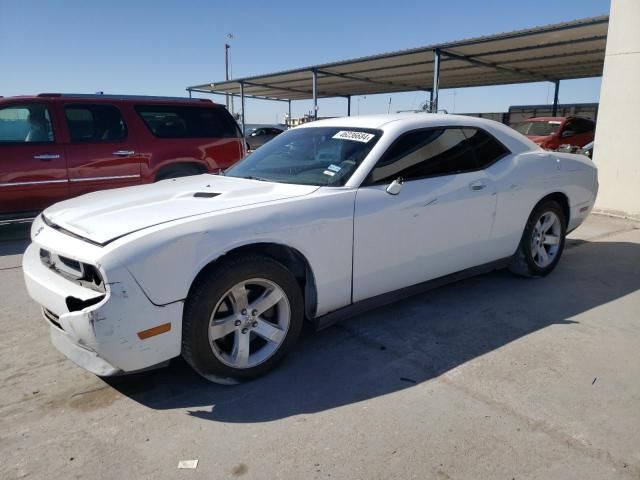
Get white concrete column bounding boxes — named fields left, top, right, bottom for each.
left=594, top=0, right=640, bottom=219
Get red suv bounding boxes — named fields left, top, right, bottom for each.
left=513, top=116, right=595, bottom=151
left=0, top=94, right=245, bottom=218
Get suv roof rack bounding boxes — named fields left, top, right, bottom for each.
left=36, top=93, right=212, bottom=103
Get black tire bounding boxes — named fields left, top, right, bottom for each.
left=182, top=255, right=304, bottom=382
left=509, top=200, right=567, bottom=277
left=155, top=164, right=202, bottom=181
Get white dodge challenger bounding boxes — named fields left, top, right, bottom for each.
left=22, top=114, right=598, bottom=382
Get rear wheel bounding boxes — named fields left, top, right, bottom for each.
left=155, top=164, right=203, bottom=181
left=509, top=200, right=567, bottom=277
left=182, top=255, right=304, bottom=383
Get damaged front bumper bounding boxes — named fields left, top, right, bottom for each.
left=22, top=233, right=183, bottom=376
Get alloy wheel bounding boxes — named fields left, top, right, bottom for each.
left=208, top=278, right=290, bottom=369
left=530, top=211, right=562, bottom=268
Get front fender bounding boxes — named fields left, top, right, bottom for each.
left=116, top=190, right=357, bottom=316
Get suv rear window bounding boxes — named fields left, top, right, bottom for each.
left=135, top=105, right=239, bottom=139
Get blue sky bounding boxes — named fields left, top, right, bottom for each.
left=0, top=0, right=610, bottom=123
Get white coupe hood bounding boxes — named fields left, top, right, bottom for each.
left=43, top=175, right=319, bottom=245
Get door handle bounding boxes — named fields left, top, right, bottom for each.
left=33, top=154, right=61, bottom=161
left=469, top=181, right=487, bottom=191
left=112, top=150, right=135, bottom=157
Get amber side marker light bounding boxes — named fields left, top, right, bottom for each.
left=137, top=323, right=171, bottom=340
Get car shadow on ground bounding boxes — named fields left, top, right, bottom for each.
left=0, top=223, right=31, bottom=256
left=0, top=239, right=29, bottom=257
left=103, top=240, right=640, bottom=423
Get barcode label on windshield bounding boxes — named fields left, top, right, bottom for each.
left=332, top=131, right=375, bottom=143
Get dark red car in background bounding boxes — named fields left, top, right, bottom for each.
left=0, top=94, right=245, bottom=218
left=513, top=116, right=595, bottom=150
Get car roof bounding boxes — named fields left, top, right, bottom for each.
left=0, top=94, right=219, bottom=107
left=298, top=112, right=445, bottom=130
left=296, top=112, right=540, bottom=154
left=297, top=112, right=507, bottom=133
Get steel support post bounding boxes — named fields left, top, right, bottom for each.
left=240, top=81, right=245, bottom=136
left=225, top=43, right=230, bottom=110
left=312, top=69, right=318, bottom=120
left=552, top=80, right=560, bottom=116
left=432, top=48, right=441, bottom=112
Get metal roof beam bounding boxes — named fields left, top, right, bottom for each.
left=468, top=35, right=607, bottom=60
left=189, top=35, right=605, bottom=94
left=317, top=69, right=427, bottom=92
left=306, top=35, right=606, bottom=81
left=353, top=49, right=604, bottom=84
left=190, top=88, right=291, bottom=103
left=242, top=80, right=311, bottom=96
left=440, top=49, right=552, bottom=82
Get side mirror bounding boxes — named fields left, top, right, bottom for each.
left=561, top=130, right=575, bottom=138
left=386, top=177, right=404, bottom=195
left=250, top=132, right=257, bottom=137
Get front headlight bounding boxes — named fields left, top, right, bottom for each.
left=39, top=248, right=105, bottom=293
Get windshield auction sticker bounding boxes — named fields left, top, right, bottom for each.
left=332, top=131, right=375, bottom=143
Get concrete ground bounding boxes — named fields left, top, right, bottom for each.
left=1, top=214, right=639, bottom=479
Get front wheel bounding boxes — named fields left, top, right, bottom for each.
left=182, top=255, right=304, bottom=383
left=509, top=200, right=567, bottom=277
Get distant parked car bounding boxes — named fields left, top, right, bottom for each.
left=246, top=127, right=284, bottom=150
left=513, top=116, right=595, bottom=151
left=0, top=93, right=245, bottom=218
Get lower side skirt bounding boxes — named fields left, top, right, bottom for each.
left=312, top=257, right=512, bottom=331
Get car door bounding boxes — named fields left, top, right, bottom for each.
left=0, top=102, right=68, bottom=216
left=60, top=103, right=141, bottom=198
left=352, top=127, right=504, bottom=302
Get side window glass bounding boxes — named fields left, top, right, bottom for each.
left=368, top=128, right=476, bottom=184
left=0, top=104, right=54, bottom=143
left=461, top=128, right=509, bottom=169
left=135, top=105, right=238, bottom=139
left=136, top=108, right=187, bottom=138
left=573, top=119, right=594, bottom=134
left=196, top=108, right=237, bottom=138
left=563, top=120, right=577, bottom=136
left=65, top=104, right=127, bottom=142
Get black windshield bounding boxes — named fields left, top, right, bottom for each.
left=226, top=127, right=382, bottom=186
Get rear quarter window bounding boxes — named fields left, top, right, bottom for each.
left=135, top=105, right=240, bottom=139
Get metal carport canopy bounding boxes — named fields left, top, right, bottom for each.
left=188, top=15, right=607, bottom=121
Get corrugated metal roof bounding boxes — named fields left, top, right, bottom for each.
left=188, top=16, right=608, bottom=101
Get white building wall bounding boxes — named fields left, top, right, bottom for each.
left=594, top=0, right=640, bottom=219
